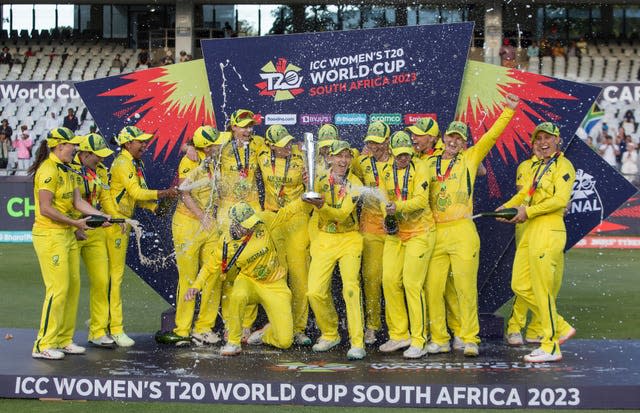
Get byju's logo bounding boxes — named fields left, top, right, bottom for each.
left=256, top=58, right=304, bottom=102
left=569, top=169, right=603, bottom=216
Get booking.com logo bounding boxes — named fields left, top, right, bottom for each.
left=255, top=58, right=304, bottom=102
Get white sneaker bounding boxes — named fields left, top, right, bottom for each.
left=364, top=329, right=377, bottom=345
left=312, top=338, right=340, bottom=352
left=89, top=335, right=115, bottom=348
left=32, top=348, right=65, bottom=360
left=559, top=327, right=576, bottom=345
left=403, top=345, right=428, bottom=359
left=524, top=348, right=562, bottom=363
left=191, top=331, right=221, bottom=346
left=111, top=333, right=135, bottom=347
left=506, top=332, right=524, bottom=346
left=247, top=324, right=268, bottom=345
left=452, top=336, right=465, bottom=350
left=464, top=342, right=479, bottom=357
left=379, top=338, right=411, bottom=353
left=293, top=332, right=312, bottom=346
left=346, top=346, right=366, bottom=360
left=426, top=341, right=451, bottom=354
left=220, top=343, right=242, bottom=356
left=61, top=343, right=86, bottom=355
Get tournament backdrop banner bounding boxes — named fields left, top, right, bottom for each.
left=201, top=23, right=474, bottom=139
left=76, top=24, right=472, bottom=305
left=0, top=80, right=79, bottom=102
left=459, top=62, right=636, bottom=311
left=76, top=27, right=635, bottom=317
left=75, top=59, right=215, bottom=303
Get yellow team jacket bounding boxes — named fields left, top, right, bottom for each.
left=218, top=133, right=265, bottom=209
left=352, top=154, right=392, bottom=235
left=503, top=153, right=575, bottom=223
left=258, top=146, right=305, bottom=211
left=193, top=199, right=307, bottom=289
left=69, top=156, right=122, bottom=219
left=33, top=152, right=78, bottom=230
left=380, top=157, right=435, bottom=241
left=175, top=151, right=214, bottom=219
left=109, top=149, right=158, bottom=218
left=313, top=171, right=362, bottom=234
left=426, top=107, right=515, bottom=223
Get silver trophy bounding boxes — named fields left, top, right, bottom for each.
left=302, top=132, right=322, bottom=200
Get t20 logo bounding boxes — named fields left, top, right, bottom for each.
left=256, top=58, right=304, bottom=102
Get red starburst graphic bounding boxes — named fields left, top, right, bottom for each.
left=99, top=63, right=215, bottom=160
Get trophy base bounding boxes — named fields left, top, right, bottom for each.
left=303, top=192, right=322, bottom=201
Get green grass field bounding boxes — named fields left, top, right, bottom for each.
left=1, top=245, right=639, bottom=412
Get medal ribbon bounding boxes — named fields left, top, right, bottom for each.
left=232, top=139, right=250, bottom=178
left=435, top=154, right=456, bottom=183
left=392, top=160, right=410, bottom=201
left=527, top=152, right=560, bottom=204
left=271, top=151, right=291, bottom=199
left=369, top=157, right=380, bottom=187
left=133, top=159, right=148, bottom=189
left=80, top=166, right=98, bottom=208
left=221, top=231, right=254, bottom=273
left=328, top=174, right=346, bottom=207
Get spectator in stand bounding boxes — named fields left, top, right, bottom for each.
left=45, top=112, right=59, bottom=131
left=0, top=47, right=11, bottom=64
left=0, top=131, right=10, bottom=174
left=527, top=41, right=540, bottom=58
left=13, top=125, right=33, bottom=172
left=179, top=50, right=188, bottom=63
left=137, top=48, right=149, bottom=68
left=599, top=135, right=620, bottom=168
left=63, top=109, right=79, bottom=132
left=552, top=41, right=566, bottom=58
left=0, top=119, right=13, bottom=140
left=499, top=38, right=516, bottom=68
left=621, top=142, right=638, bottom=184
left=24, top=47, right=35, bottom=58
left=111, top=54, right=123, bottom=70
left=161, top=50, right=174, bottom=66
left=89, top=124, right=99, bottom=135
left=576, top=37, right=588, bottom=57
left=620, top=110, right=637, bottom=139
left=224, top=22, right=235, bottom=38
left=539, top=38, right=552, bottom=57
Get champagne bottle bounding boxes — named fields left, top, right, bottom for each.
left=472, top=208, right=518, bottom=220
left=384, top=214, right=399, bottom=235
left=85, top=214, right=126, bottom=228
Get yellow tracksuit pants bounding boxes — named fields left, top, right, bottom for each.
left=32, top=227, right=80, bottom=352
left=77, top=227, right=110, bottom=340
left=172, top=211, right=220, bottom=336
left=507, top=225, right=572, bottom=339
left=444, top=276, right=461, bottom=337
left=226, top=276, right=293, bottom=349
left=307, top=231, right=364, bottom=348
left=105, top=223, right=130, bottom=335
left=268, top=211, right=310, bottom=335
left=382, top=231, right=435, bottom=348
left=362, top=232, right=384, bottom=332
left=427, top=219, right=481, bottom=345
left=511, top=216, right=567, bottom=354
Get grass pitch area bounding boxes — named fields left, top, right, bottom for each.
left=1, top=245, right=638, bottom=412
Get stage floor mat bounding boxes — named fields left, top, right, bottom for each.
left=1, top=328, right=639, bottom=409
